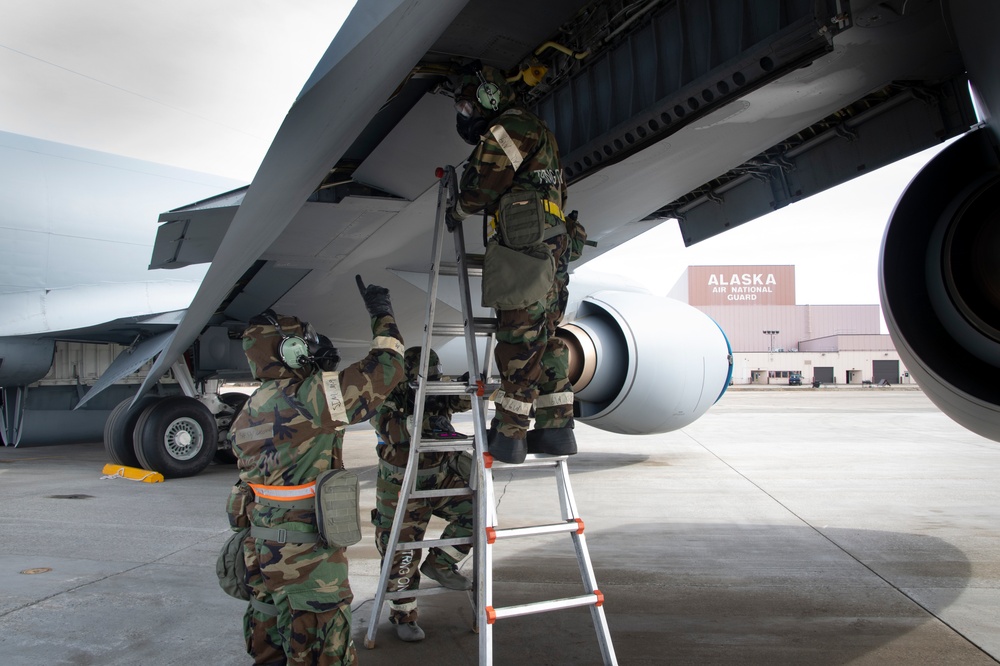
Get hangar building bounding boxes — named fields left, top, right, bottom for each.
left=669, top=265, right=911, bottom=386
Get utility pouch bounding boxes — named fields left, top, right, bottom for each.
left=496, top=190, right=546, bottom=249
left=314, top=469, right=362, bottom=549
left=217, top=527, right=251, bottom=600
left=226, top=481, right=252, bottom=530
left=481, top=241, right=555, bottom=310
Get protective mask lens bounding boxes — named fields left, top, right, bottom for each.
left=301, top=322, right=319, bottom=345
left=455, top=99, right=475, bottom=118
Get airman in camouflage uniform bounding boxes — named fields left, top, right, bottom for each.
left=370, top=347, right=474, bottom=642
left=447, top=63, right=576, bottom=464
left=228, top=283, right=406, bottom=665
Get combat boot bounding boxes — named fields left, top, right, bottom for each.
left=487, top=425, right=526, bottom=464
left=420, top=560, right=473, bottom=590
left=526, top=426, right=577, bottom=455
left=395, top=621, right=425, bottom=642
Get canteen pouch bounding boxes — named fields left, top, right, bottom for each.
left=314, top=469, right=362, bottom=548
left=226, top=481, right=252, bottom=529
left=217, top=527, right=251, bottom=600
left=496, top=190, right=546, bottom=249
left=481, top=241, right=555, bottom=310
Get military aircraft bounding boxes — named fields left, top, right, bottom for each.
left=18, top=0, right=1000, bottom=478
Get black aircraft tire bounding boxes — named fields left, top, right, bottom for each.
left=214, top=392, right=249, bottom=464
left=133, top=396, right=219, bottom=478
left=103, top=395, right=161, bottom=468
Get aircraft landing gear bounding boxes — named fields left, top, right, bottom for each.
left=132, top=396, right=218, bottom=478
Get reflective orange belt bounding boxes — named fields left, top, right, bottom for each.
left=249, top=482, right=316, bottom=502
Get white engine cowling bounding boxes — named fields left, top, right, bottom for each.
left=558, top=290, right=732, bottom=435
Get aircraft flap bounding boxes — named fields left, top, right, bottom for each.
left=74, top=331, right=175, bottom=410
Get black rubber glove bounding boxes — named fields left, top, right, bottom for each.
left=445, top=207, right=463, bottom=232
left=361, top=283, right=393, bottom=318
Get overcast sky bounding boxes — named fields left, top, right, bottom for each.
left=1, top=0, right=946, bottom=311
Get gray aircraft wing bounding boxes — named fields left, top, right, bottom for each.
left=139, top=0, right=1000, bottom=443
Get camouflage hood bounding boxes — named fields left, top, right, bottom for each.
left=241, top=313, right=311, bottom=382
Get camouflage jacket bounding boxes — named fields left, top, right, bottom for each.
left=230, top=313, right=406, bottom=534
left=371, top=381, right=471, bottom=469
left=456, top=106, right=568, bottom=227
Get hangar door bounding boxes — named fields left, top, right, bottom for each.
left=813, top=367, right=834, bottom=383
left=873, top=360, right=899, bottom=384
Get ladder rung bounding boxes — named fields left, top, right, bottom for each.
left=489, top=520, right=583, bottom=541
left=409, top=487, right=472, bottom=500
left=490, top=454, right=569, bottom=469
left=394, top=535, right=473, bottom=552
left=490, top=593, right=604, bottom=621
left=432, top=317, right=497, bottom=337
left=440, top=255, right=484, bottom=277
left=416, top=441, right=475, bottom=453
left=421, top=380, right=474, bottom=395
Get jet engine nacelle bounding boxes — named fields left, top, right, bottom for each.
left=880, top=127, right=1000, bottom=442
left=0, top=338, right=56, bottom=386
left=557, top=290, right=732, bottom=435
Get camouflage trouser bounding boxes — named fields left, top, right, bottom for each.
left=371, top=457, right=474, bottom=624
left=243, top=535, right=357, bottom=665
left=494, top=234, right=573, bottom=437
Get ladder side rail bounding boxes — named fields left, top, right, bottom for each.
left=365, top=170, right=451, bottom=650
left=441, top=165, right=496, bottom=665
left=556, top=459, right=619, bottom=665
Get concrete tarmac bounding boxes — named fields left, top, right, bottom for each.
left=2, top=387, right=999, bottom=665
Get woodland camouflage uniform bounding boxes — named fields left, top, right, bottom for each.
left=228, top=310, right=405, bottom=665
left=370, top=347, right=473, bottom=628
left=450, top=65, right=574, bottom=442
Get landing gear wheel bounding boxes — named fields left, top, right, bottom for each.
left=133, top=396, right=218, bottom=478
left=214, top=392, right=249, bottom=464
left=103, top=395, right=161, bottom=468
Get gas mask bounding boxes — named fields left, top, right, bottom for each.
left=455, top=101, right=488, bottom=145
left=311, top=334, right=340, bottom=372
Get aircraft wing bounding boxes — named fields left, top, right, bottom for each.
left=141, top=0, right=1000, bottom=442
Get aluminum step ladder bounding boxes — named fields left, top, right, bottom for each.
left=364, top=166, right=617, bottom=665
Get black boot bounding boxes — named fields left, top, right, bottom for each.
left=487, top=427, right=527, bottom=464
left=526, top=426, right=577, bottom=455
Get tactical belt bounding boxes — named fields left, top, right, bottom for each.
left=250, top=524, right=321, bottom=544
left=254, top=496, right=315, bottom=511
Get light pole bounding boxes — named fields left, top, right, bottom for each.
left=763, top=330, right=779, bottom=352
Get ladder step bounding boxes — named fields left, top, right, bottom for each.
left=393, top=535, right=473, bottom=552
left=440, top=254, right=484, bottom=277
left=415, top=441, right=475, bottom=454
left=421, top=380, right=474, bottom=396
left=409, top=487, right=472, bottom=500
left=489, top=454, right=569, bottom=469
left=488, top=520, right=584, bottom=542
left=489, top=593, right=604, bottom=622
left=432, top=317, right=497, bottom=337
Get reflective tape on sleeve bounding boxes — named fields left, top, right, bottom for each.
left=320, top=371, right=350, bottom=424
left=371, top=336, right=405, bottom=357
left=534, top=391, right=575, bottom=408
left=499, top=393, right=532, bottom=416
left=490, top=124, right=524, bottom=170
